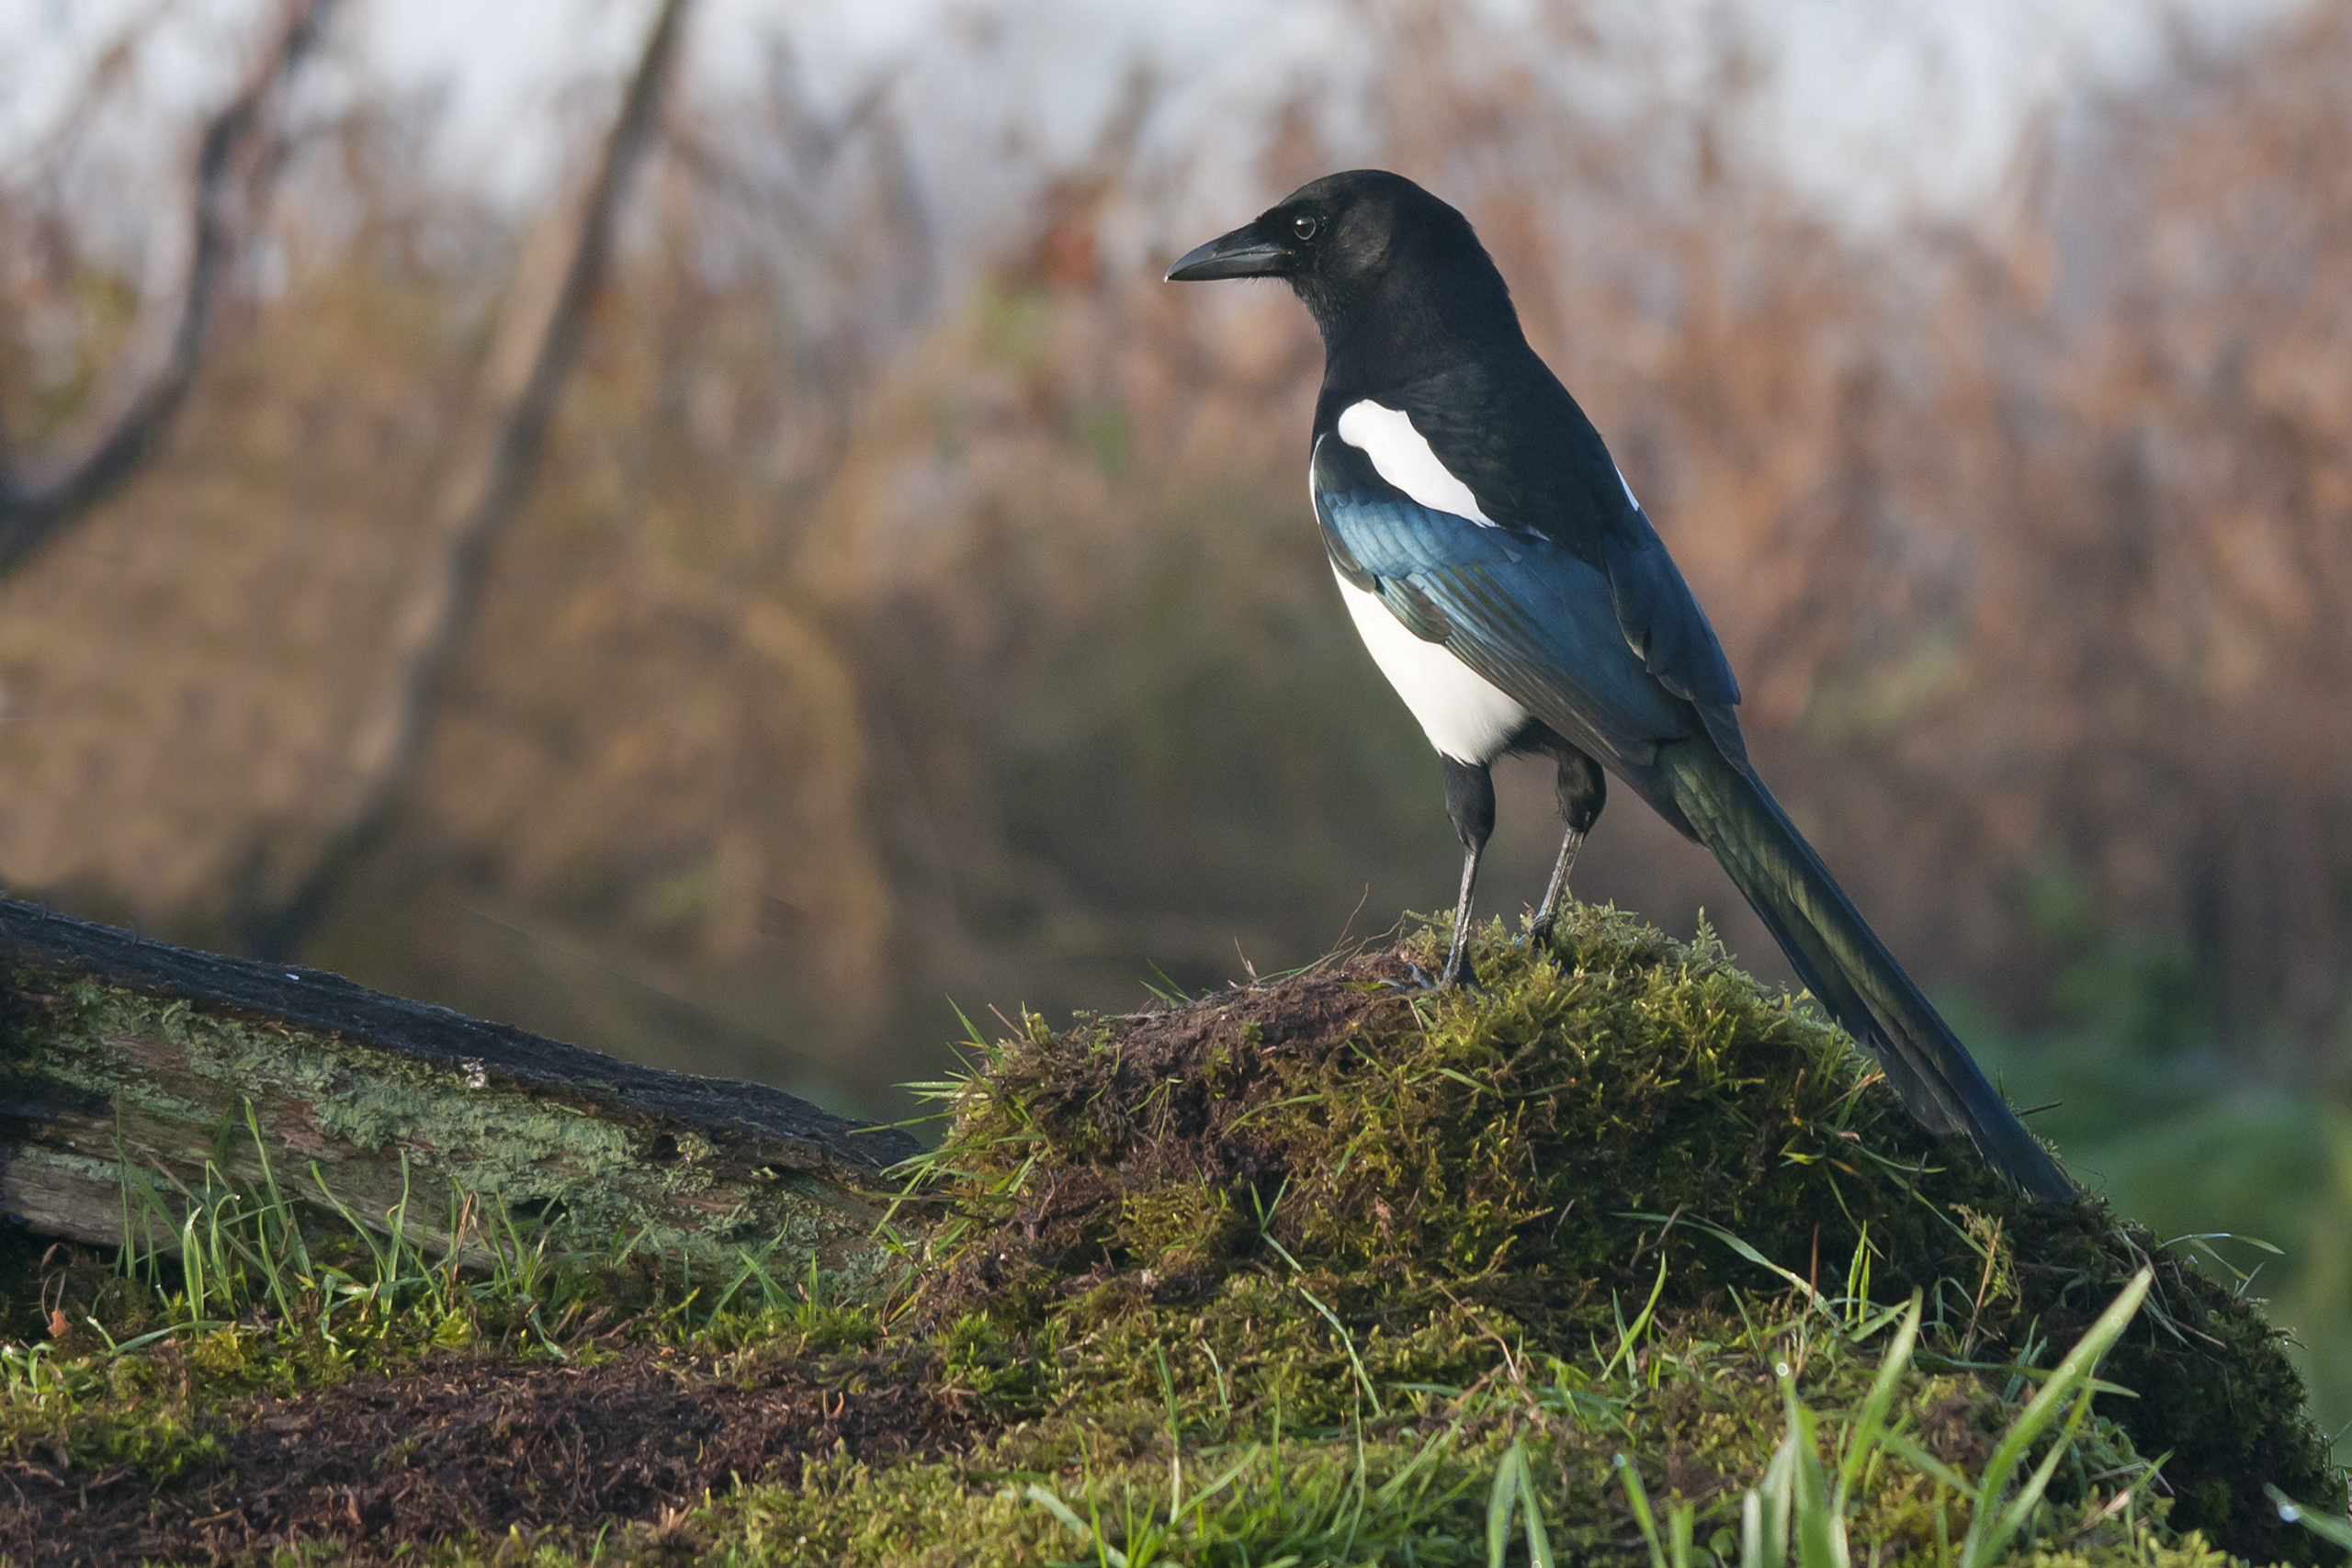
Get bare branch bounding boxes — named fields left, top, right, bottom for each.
left=241, top=0, right=696, bottom=959
left=0, top=0, right=341, bottom=579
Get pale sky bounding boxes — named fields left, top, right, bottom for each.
left=0, top=0, right=2302, bottom=234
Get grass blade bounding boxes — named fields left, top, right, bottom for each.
left=1488, top=1439, right=1554, bottom=1568
left=1299, top=1285, right=1383, bottom=1416
left=1487, top=1438, right=1521, bottom=1568
left=1617, top=1452, right=1667, bottom=1568
left=1838, top=1292, right=1922, bottom=1508
left=2267, top=1486, right=2352, bottom=1551
left=1961, top=1268, right=2152, bottom=1568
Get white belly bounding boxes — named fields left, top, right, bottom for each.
left=1334, top=570, right=1528, bottom=763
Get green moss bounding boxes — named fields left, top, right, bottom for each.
left=891, top=907, right=2344, bottom=1563
left=429, top=1314, right=2210, bottom=1567
left=2, top=965, right=886, bottom=1282
left=6, top=907, right=2345, bottom=1564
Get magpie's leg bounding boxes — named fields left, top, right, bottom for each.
left=1440, top=757, right=1496, bottom=987
left=1530, top=743, right=1606, bottom=945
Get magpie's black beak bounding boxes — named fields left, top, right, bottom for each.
left=1165, top=220, right=1291, bottom=282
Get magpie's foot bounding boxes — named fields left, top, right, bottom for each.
left=1436, top=947, right=1490, bottom=995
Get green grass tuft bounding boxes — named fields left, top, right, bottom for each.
left=885, top=907, right=2343, bottom=1563
left=3, top=904, right=2344, bottom=1563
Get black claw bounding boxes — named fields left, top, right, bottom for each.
left=1377, top=958, right=1439, bottom=994
left=1438, top=939, right=1489, bottom=993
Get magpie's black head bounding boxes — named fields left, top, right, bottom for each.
left=1165, top=170, right=1519, bottom=375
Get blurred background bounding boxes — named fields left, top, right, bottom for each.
left=4, top=0, right=2349, bottom=1440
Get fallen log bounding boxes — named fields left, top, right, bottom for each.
left=0, top=898, right=919, bottom=1271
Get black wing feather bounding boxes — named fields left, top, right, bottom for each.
left=1311, top=434, right=1700, bottom=808
left=1374, top=371, right=1749, bottom=769
left=1600, top=514, right=1747, bottom=769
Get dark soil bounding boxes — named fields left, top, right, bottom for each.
left=0, top=1347, right=980, bottom=1566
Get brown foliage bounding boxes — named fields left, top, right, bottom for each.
left=2, top=2, right=2349, bottom=1101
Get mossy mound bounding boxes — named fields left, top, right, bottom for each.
left=901, top=905, right=2342, bottom=1563
left=6, top=904, right=2344, bottom=1563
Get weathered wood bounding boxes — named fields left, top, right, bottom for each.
left=0, top=898, right=920, bottom=1271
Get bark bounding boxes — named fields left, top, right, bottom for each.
left=0, top=897, right=917, bottom=1269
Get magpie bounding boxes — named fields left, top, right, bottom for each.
left=1167, top=169, right=2072, bottom=1201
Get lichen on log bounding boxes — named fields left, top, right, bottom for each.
left=0, top=899, right=916, bottom=1272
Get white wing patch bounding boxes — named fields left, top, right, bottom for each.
left=1335, top=401, right=1498, bottom=527
left=1332, top=570, right=1528, bottom=764
left=1615, top=464, right=1641, bottom=513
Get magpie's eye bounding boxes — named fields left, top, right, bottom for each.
left=1292, top=214, right=1318, bottom=241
